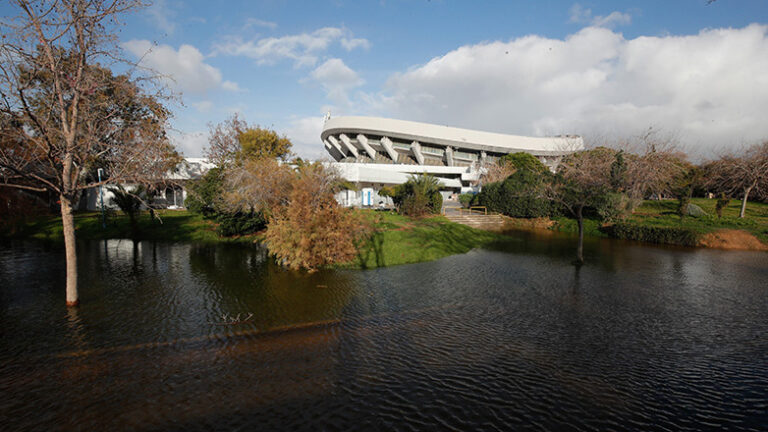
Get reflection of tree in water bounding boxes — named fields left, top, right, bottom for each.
left=187, top=244, right=359, bottom=330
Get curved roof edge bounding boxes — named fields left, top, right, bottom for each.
left=321, top=116, right=583, bottom=155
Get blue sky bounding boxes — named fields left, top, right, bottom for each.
left=4, top=0, right=768, bottom=158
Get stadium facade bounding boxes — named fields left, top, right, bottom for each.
left=322, top=116, right=583, bottom=207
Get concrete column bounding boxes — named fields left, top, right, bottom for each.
left=380, top=136, right=399, bottom=163
left=411, top=140, right=424, bottom=165
left=338, top=134, right=360, bottom=159
left=480, top=150, right=487, bottom=164
left=324, top=140, right=344, bottom=161
left=445, top=146, right=454, bottom=166
left=355, top=134, right=377, bottom=160
left=327, top=135, right=347, bottom=156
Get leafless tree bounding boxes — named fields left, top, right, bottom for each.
left=703, top=141, right=768, bottom=218
left=204, top=113, right=248, bottom=168
left=547, top=146, right=615, bottom=264
left=0, top=0, right=179, bottom=306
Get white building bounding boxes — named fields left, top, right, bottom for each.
left=83, top=158, right=215, bottom=211
left=322, top=116, right=583, bottom=207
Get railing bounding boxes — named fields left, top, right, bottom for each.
left=443, top=206, right=488, bottom=216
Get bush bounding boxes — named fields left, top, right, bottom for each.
left=391, top=174, right=443, bottom=217
left=215, top=210, right=266, bottom=236
left=601, top=222, right=700, bottom=247
left=715, top=193, right=730, bottom=218
left=594, top=192, right=636, bottom=223
left=186, top=167, right=223, bottom=217
left=458, top=193, right=474, bottom=208
left=477, top=170, right=555, bottom=218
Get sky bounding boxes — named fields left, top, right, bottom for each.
left=5, top=0, right=768, bottom=159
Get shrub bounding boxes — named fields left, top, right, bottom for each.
left=458, top=193, right=474, bottom=208
left=594, top=192, right=636, bottom=223
left=265, top=183, right=370, bottom=270
left=477, top=170, right=555, bottom=218
left=391, top=174, right=443, bottom=217
left=186, top=167, right=223, bottom=217
left=715, top=193, right=730, bottom=218
left=601, top=222, right=700, bottom=247
left=215, top=210, right=266, bottom=236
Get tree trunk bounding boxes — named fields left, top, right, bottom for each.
left=576, top=205, right=584, bottom=265
left=60, top=195, right=79, bottom=307
left=739, top=182, right=755, bottom=218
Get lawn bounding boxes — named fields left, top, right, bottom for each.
left=549, top=198, right=768, bottom=245
left=15, top=210, right=262, bottom=244
left=349, top=210, right=506, bottom=269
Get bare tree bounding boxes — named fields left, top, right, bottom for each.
left=204, top=113, right=248, bottom=168
left=547, top=147, right=615, bottom=264
left=704, top=141, right=768, bottom=218
left=0, top=0, right=179, bottom=306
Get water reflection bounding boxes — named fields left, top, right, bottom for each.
left=0, top=237, right=766, bottom=431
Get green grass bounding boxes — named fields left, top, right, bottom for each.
left=548, top=198, right=768, bottom=244
left=344, top=210, right=507, bottom=269
left=10, top=208, right=507, bottom=267
left=14, top=210, right=262, bottom=244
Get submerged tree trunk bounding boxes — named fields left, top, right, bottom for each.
left=576, top=205, right=584, bottom=265
left=739, top=182, right=756, bottom=218
left=60, top=195, right=79, bottom=307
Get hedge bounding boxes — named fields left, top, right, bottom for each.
left=600, top=222, right=700, bottom=247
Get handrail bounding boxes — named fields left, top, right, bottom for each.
left=443, top=206, right=488, bottom=216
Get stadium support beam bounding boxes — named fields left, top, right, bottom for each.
left=355, top=134, right=377, bottom=160
left=411, top=141, right=425, bottom=165
left=445, top=146, right=454, bottom=166
left=324, top=140, right=344, bottom=161
left=380, top=136, right=399, bottom=163
left=327, top=135, right=346, bottom=156
left=337, top=134, right=359, bottom=159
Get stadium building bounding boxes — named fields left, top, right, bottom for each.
left=322, top=116, right=583, bottom=207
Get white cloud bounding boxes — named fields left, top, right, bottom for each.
left=375, top=24, right=768, bottom=156
left=146, top=0, right=176, bottom=35
left=123, top=40, right=241, bottom=95
left=283, top=116, right=328, bottom=159
left=213, top=27, right=369, bottom=67
left=569, top=4, right=631, bottom=29
left=244, top=18, right=278, bottom=30
left=191, top=101, right=213, bottom=113
left=170, top=130, right=208, bottom=157
left=308, top=58, right=364, bottom=106
left=341, top=37, right=371, bottom=51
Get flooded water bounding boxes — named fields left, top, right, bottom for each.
left=1, top=233, right=767, bottom=431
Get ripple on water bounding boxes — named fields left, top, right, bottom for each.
left=0, top=238, right=767, bottom=431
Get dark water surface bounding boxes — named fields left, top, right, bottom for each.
left=1, top=233, right=767, bottom=431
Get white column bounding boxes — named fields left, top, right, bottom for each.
left=445, top=146, right=454, bottom=166
left=380, top=136, right=399, bottom=163
left=324, top=140, right=344, bottom=161
left=355, top=134, right=377, bottom=160
left=411, top=140, right=425, bottom=165
left=327, top=135, right=347, bottom=156
left=338, top=133, right=360, bottom=159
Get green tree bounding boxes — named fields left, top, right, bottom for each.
left=391, top=174, right=443, bottom=216
left=238, top=128, right=293, bottom=162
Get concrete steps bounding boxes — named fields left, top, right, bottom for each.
left=444, top=213, right=507, bottom=230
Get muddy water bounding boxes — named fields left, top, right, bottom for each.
left=1, top=235, right=766, bottom=431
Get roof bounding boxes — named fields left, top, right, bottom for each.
left=321, top=116, right=583, bottom=156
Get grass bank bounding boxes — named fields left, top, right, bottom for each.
left=9, top=209, right=509, bottom=266
left=348, top=210, right=506, bottom=269
left=12, top=210, right=262, bottom=244
left=516, top=198, right=768, bottom=249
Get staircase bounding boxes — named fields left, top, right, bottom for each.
left=444, top=213, right=507, bottom=231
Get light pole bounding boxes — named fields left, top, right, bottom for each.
left=98, top=168, right=105, bottom=228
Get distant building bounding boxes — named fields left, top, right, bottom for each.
left=82, top=158, right=214, bottom=211
left=322, top=116, right=583, bottom=207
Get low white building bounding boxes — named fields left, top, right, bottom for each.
left=322, top=116, right=583, bottom=207
left=82, top=158, right=215, bottom=211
